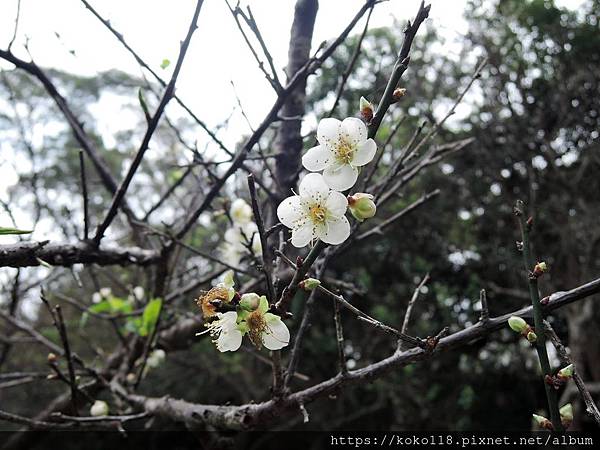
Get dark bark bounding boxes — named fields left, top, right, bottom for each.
left=274, top=0, right=319, bottom=198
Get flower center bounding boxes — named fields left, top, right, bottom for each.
left=335, top=140, right=355, bottom=164
left=246, top=310, right=268, bottom=348
left=309, top=204, right=327, bottom=224
left=197, top=286, right=229, bottom=318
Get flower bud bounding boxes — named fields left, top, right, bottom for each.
left=558, top=364, right=574, bottom=379
left=133, top=286, right=145, bottom=300
left=532, top=414, right=552, bottom=430
left=240, top=293, right=261, bottom=311
left=126, top=373, right=136, bottom=384
left=347, top=193, right=376, bottom=222
left=90, top=400, right=109, bottom=417
left=147, top=349, right=166, bottom=369
left=92, top=292, right=102, bottom=304
left=359, top=96, right=374, bottom=123
left=532, top=261, right=549, bottom=278
left=299, top=278, right=321, bottom=291
left=99, top=287, right=112, bottom=298
left=507, top=316, right=527, bottom=333
left=527, top=331, right=538, bottom=343
left=392, top=87, right=407, bottom=102
left=560, top=403, right=573, bottom=428
left=47, top=353, right=58, bottom=364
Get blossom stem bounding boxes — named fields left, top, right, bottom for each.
left=274, top=240, right=327, bottom=313
left=247, top=174, right=276, bottom=302
left=515, top=200, right=563, bottom=431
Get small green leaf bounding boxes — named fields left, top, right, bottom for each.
left=160, top=58, right=170, bottom=69
left=0, top=227, right=33, bottom=235
left=139, top=298, right=162, bottom=337
left=89, top=300, right=112, bottom=314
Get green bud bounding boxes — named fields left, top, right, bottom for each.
left=507, top=316, right=527, bottom=333
left=526, top=331, right=538, bottom=343
left=90, top=400, right=109, bottom=417
left=299, top=278, right=321, bottom=291
left=240, top=293, right=261, bottom=311
left=532, top=414, right=551, bottom=429
left=558, top=364, right=574, bottom=379
left=348, top=193, right=376, bottom=222
left=359, top=96, right=374, bottom=122
left=560, top=403, right=573, bottom=422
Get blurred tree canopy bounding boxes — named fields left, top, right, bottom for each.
left=1, top=0, right=599, bottom=438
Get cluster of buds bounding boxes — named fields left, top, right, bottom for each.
left=530, top=261, right=549, bottom=279
left=347, top=193, right=377, bottom=222
left=508, top=316, right=537, bottom=343
left=532, top=404, right=573, bottom=430
left=545, top=364, right=574, bottom=390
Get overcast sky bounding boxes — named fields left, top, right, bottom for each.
left=0, top=0, right=583, bottom=219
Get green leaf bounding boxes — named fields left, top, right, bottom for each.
left=0, top=227, right=33, bottom=235
left=139, top=298, right=162, bottom=337
left=160, top=58, right=170, bottom=69
left=89, top=300, right=112, bottom=314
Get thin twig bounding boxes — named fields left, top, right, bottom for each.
left=514, top=200, right=562, bottom=431
left=544, top=320, right=600, bottom=427
left=247, top=174, right=276, bottom=302
left=92, top=0, right=205, bottom=244
left=401, top=273, right=430, bottom=336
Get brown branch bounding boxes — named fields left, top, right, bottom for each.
left=247, top=174, right=276, bottom=302
left=115, top=275, right=600, bottom=430
left=0, top=241, right=161, bottom=268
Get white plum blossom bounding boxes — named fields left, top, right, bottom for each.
left=277, top=173, right=350, bottom=247
left=221, top=198, right=261, bottom=265
left=302, top=117, right=376, bottom=191
left=201, top=311, right=243, bottom=352
left=238, top=295, right=290, bottom=350
left=230, top=198, right=253, bottom=224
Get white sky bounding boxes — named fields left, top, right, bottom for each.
left=0, top=1, right=469, bottom=148
left=0, top=0, right=584, bottom=222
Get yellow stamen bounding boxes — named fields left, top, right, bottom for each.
left=335, top=140, right=354, bottom=164
left=246, top=310, right=268, bottom=348
left=196, top=286, right=230, bottom=319
left=309, top=204, right=327, bottom=223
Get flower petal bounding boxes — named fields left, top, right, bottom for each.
left=341, top=117, right=367, bottom=146
left=277, top=195, right=304, bottom=228
left=325, top=191, right=348, bottom=217
left=352, top=138, right=377, bottom=167
left=323, top=164, right=358, bottom=191
left=299, top=173, right=330, bottom=202
left=291, top=222, right=314, bottom=248
left=302, top=145, right=333, bottom=172
left=317, top=215, right=350, bottom=245
left=216, top=329, right=243, bottom=352
left=317, top=118, right=341, bottom=146
left=263, top=314, right=290, bottom=350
